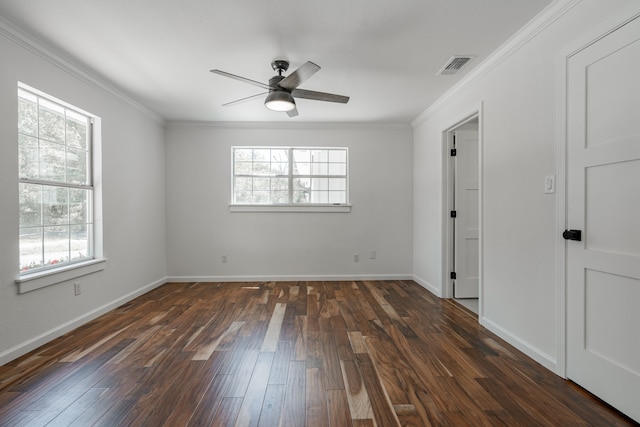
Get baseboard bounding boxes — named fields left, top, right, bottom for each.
left=480, top=316, right=557, bottom=372
left=412, top=274, right=442, bottom=297
left=166, top=274, right=413, bottom=283
left=0, top=276, right=168, bottom=366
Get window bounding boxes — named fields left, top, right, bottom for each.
left=18, top=86, right=95, bottom=275
left=232, top=147, right=349, bottom=207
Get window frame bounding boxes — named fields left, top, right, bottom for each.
left=230, top=146, right=351, bottom=213
left=16, top=83, right=104, bottom=293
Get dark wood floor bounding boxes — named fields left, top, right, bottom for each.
left=0, top=280, right=635, bottom=426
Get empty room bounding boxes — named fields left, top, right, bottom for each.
left=0, top=0, right=638, bottom=425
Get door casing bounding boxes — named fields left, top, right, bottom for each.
left=442, top=107, right=483, bottom=317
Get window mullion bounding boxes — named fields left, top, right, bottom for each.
left=88, top=120, right=94, bottom=186
left=288, top=147, right=294, bottom=204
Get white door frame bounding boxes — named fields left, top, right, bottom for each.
left=442, top=105, right=484, bottom=317
left=556, top=5, right=640, bottom=379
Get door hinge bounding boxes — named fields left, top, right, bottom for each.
left=450, top=210, right=457, bottom=218
left=450, top=148, right=457, bottom=156
left=450, top=272, right=457, bottom=279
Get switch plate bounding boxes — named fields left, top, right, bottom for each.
left=544, top=175, right=555, bottom=194
left=353, top=253, right=359, bottom=262
left=369, top=250, right=376, bottom=260
left=74, top=282, right=81, bottom=296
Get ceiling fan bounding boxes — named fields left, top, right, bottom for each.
left=210, top=60, right=349, bottom=117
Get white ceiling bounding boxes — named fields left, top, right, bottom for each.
left=0, top=0, right=553, bottom=123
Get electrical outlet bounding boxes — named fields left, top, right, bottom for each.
left=353, top=253, right=359, bottom=262
left=221, top=254, right=228, bottom=263
left=369, top=250, right=376, bottom=260
left=74, top=282, right=81, bottom=296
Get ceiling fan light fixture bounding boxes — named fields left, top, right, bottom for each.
left=264, top=91, right=296, bottom=112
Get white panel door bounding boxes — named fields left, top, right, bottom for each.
left=454, top=129, right=479, bottom=298
left=566, top=16, right=640, bottom=423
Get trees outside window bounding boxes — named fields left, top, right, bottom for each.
left=232, top=147, right=348, bottom=205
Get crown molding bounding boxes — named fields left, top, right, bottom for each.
left=411, top=0, right=582, bottom=128
left=166, top=120, right=412, bottom=131
left=0, top=15, right=164, bottom=124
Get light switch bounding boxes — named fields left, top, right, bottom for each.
left=544, top=175, right=555, bottom=194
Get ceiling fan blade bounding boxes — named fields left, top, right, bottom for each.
left=286, top=106, right=299, bottom=118
left=292, top=88, right=349, bottom=104
left=278, top=61, right=321, bottom=90
left=210, top=69, right=272, bottom=90
left=222, top=92, right=268, bottom=107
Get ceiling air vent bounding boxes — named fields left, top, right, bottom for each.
left=437, top=56, right=475, bottom=76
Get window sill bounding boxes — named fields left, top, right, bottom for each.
left=16, top=258, right=107, bottom=294
left=229, top=204, right=351, bottom=213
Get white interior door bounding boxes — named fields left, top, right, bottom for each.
left=453, top=127, right=479, bottom=298
left=566, top=15, right=640, bottom=423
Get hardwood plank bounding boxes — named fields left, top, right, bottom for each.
left=192, top=321, right=244, bottom=361
left=306, top=367, right=329, bottom=427
left=355, top=352, right=401, bottom=427
left=320, top=317, right=344, bottom=390
left=347, top=331, right=368, bottom=355
left=257, top=384, right=285, bottom=427
left=213, top=397, right=244, bottom=427
left=352, top=420, right=376, bottom=427
left=45, top=387, right=108, bottom=427
left=71, top=366, right=146, bottom=426
left=292, top=315, right=308, bottom=361
left=330, top=315, right=354, bottom=361
left=279, top=361, right=306, bottom=427
left=327, top=389, right=353, bottom=427
left=261, top=303, right=287, bottom=352
left=234, top=352, right=274, bottom=427
left=186, top=373, right=236, bottom=426
left=340, top=359, right=375, bottom=422
left=226, top=349, right=261, bottom=398
left=118, top=351, right=195, bottom=426
left=363, top=334, right=410, bottom=406
left=268, top=340, right=293, bottom=385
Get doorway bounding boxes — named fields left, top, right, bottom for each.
left=445, top=114, right=481, bottom=314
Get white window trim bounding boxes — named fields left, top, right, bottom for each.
left=15, top=258, right=107, bottom=294
left=230, top=146, right=350, bottom=211
left=229, top=204, right=351, bottom=213
left=16, top=83, right=104, bottom=292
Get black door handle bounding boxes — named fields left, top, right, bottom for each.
left=563, top=229, right=582, bottom=241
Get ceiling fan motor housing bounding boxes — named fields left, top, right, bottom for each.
left=265, top=74, right=295, bottom=111
left=268, top=75, right=286, bottom=92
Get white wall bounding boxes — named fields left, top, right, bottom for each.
left=165, top=123, right=413, bottom=280
left=412, top=0, right=640, bottom=370
left=0, top=25, right=167, bottom=364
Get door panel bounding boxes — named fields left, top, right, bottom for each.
left=586, top=39, right=640, bottom=147
left=566, top=15, right=640, bottom=423
left=454, top=128, right=479, bottom=298
left=584, top=269, right=640, bottom=376
left=586, top=160, right=640, bottom=256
